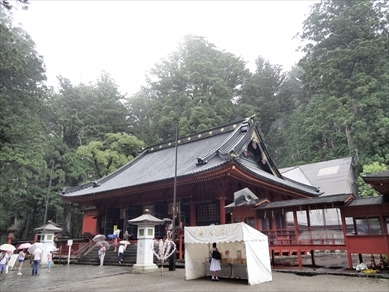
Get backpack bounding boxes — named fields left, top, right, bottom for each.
left=212, top=250, right=221, bottom=260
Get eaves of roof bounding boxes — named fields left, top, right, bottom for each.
left=254, top=194, right=354, bottom=211
left=347, top=196, right=388, bottom=206
left=234, top=158, right=321, bottom=197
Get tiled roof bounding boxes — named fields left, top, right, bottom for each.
left=347, top=196, right=388, bottom=206
left=280, top=157, right=356, bottom=196
left=61, top=117, right=321, bottom=199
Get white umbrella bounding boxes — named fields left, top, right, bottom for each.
left=92, top=234, right=106, bottom=242
left=28, top=243, right=44, bottom=254
left=45, top=245, right=58, bottom=252
left=99, top=241, right=110, bottom=250
left=119, top=240, right=130, bottom=250
left=0, top=243, right=16, bottom=252
left=17, top=243, right=32, bottom=250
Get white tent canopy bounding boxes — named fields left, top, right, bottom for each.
left=184, top=222, right=272, bottom=285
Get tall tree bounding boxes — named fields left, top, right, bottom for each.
left=77, top=133, right=144, bottom=179
left=48, top=72, right=130, bottom=148
left=127, top=35, right=250, bottom=143
left=237, top=56, right=286, bottom=138
left=288, top=0, right=389, bottom=166
left=0, top=6, right=49, bottom=239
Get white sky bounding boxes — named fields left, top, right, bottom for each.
left=13, top=1, right=317, bottom=97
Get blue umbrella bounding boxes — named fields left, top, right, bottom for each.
left=107, top=234, right=117, bottom=239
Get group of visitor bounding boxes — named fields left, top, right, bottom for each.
left=0, top=245, right=53, bottom=278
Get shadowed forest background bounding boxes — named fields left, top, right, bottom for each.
left=0, top=0, right=388, bottom=241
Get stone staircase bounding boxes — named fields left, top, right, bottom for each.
left=75, top=243, right=138, bottom=266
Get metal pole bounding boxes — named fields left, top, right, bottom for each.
left=169, top=125, right=178, bottom=271
left=172, top=125, right=178, bottom=236
left=44, top=162, right=54, bottom=225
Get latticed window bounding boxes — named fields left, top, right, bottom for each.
left=356, top=217, right=382, bottom=235
left=197, top=203, right=219, bottom=226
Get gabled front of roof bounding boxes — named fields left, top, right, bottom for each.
left=280, top=157, right=357, bottom=197
left=61, top=117, right=321, bottom=202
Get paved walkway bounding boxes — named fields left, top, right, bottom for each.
left=0, top=262, right=388, bottom=292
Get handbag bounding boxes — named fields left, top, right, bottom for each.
left=212, top=250, right=221, bottom=260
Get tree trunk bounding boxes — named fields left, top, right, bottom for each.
left=22, top=210, right=33, bottom=240
left=345, top=124, right=353, bottom=148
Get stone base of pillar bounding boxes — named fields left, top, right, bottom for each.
left=131, top=263, right=159, bottom=273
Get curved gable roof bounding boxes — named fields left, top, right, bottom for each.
left=61, top=117, right=320, bottom=199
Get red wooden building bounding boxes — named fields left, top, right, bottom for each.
left=61, top=117, right=389, bottom=268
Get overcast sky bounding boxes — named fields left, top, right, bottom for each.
left=13, top=1, right=318, bottom=96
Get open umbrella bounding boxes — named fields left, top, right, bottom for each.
left=45, top=245, right=58, bottom=252
left=28, top=242, right=44, bottom=254
left=119, top=240, right=130, bottom=250
left=99, top=241, right=110, bottom=250
left=92, top=234, right=106, bottom=242
left=17, top=243, right=32, bottom=250
left=107, top=234, right=117, bottom=239
left=0, top=243, right=16, bottom=252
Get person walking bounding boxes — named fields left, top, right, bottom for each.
left=99, top=244, right=106, bottom=266
left=17, top=249, right=26, bottom=275
left=0, top=251, right=10, bottom=280
left=209, top=242, right=221, bottom=281
left=118, top=244, right=124, bottom=264
left=113, top=237, right=118, bottom=252
left=47, top=251, right=53, bottom=272
left=31, top=247, right=43, bottom=276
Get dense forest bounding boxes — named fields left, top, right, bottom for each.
left=1, top=0, right=388, bottom=241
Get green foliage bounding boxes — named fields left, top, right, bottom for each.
left=49, top=73, right=130, bottom=148
left=76, top=133, right=145, bottom=179
left=1, top=0, right=29, bottom=11
left=0, top=7, right=50, bottom=239
left=358, top=162, right=388, bottom=197
left=279, top=0, right=389, bottom=168
left=127, top=35, right=250, bottom=144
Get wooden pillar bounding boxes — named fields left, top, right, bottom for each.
left=190, top=203, right=196, bottom=226
left=305, top=209, right=316, bottom=266
left=219, top=197, right=226, bottom=225
left=293, top=210, right=299, bottom=244
left=178, top=222, right=183, bottom=260
left=297, top=250, right=303, bottom=267
left=306, top=208, right=312, bottom=243
left=311, top=249, right=316, bottom=266
left=340, top=208, right=353, bottom=268
left=293, top=210, right=303, bottom=267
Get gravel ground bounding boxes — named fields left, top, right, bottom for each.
left=1, top=264, right=388, bottom=292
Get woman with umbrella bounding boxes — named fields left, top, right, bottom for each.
left=0, top=250, right=10, bottom=278
left=0, top=244, right=15, bottom=278
left=17, top=249, right=26, bottom=275
left=16, top=243, right=31, bottom=275
left=99, top=242, right=107, bottom=266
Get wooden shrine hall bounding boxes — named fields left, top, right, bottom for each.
left=61, top=117, right=389, bottom=268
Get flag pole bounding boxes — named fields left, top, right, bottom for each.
left=169, top=125, right=178, bottom=271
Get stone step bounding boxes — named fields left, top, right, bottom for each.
left=75, top=244, right=138, bottom=266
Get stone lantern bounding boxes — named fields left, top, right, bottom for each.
left=128, top=209, right=163, bottom=273
left=33, top=222, right=62, bottom=265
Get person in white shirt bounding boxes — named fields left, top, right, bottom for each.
left=118, top=244, right=124, bottom=264
left=0, top=251, right=10, bottom=278
left=31, top=247, right=43, bottom=276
